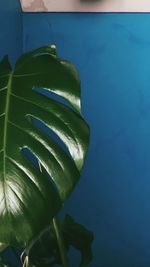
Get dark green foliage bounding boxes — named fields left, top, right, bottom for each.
left=25, top=215, right=93, bottom=267
left=0, top=256, right=13, bottom=267
left=62, top=215, right=93, bottom=267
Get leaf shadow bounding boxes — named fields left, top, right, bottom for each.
left=80, top=0, right=105, bottom=3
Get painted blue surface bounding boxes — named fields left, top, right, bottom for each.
left=22, top=13, right=150, bottom=267
left=0, top=0, right=22, bottom=65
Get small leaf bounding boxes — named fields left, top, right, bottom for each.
left=62, top=215, right=94, bottom=267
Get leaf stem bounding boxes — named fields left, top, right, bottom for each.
left=52, top=217, right=69, bottom=267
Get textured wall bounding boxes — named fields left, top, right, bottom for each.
left=23, top=13, right=150, bottom=267
left=21, top=0, right=150, bottom=12
left=0, top=0, right=22, bottom=65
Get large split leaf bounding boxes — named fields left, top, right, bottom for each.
left=0, top=46, right=89, bottom=246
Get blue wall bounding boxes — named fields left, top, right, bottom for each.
left=0, top=0, right=22, bottom=65
left=23, top=13, right=150, bottom=267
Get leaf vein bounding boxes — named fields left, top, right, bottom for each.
left=10, top=92, right=80, bottom=158
left=6, top=156, right=48, bottom=205
left=8, top=120, right=67, bottom=177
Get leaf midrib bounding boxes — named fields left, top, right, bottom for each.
left=3, top=71, right=13, bottom=211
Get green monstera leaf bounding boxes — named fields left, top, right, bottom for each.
left=0, top=46, right=89, bottom=246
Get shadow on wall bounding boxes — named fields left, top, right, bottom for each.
left=22, top=0, right=48, bottom=12
left=80, top=0, right=104, bottom=2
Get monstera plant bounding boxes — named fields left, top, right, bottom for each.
left=0, top=45, right=93, bottom=267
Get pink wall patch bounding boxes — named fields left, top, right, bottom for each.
left=20, top=0, right=150, bottom=12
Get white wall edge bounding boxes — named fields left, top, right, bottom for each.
left=20, top=0, right=150, bottom=12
